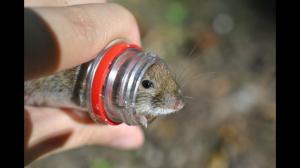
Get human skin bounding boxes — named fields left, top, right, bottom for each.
left=24, top=0, right=144, bottom=165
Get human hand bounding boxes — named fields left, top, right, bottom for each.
left=24, top=0, right=144, bottom=165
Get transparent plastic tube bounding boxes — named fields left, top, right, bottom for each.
left=25, top=39, right=163, bottom=126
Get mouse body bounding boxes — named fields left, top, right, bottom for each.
left=24, top=58, right=184, bottom=126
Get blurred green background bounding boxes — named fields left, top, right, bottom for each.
left=28, top=0, right=275, bottom=168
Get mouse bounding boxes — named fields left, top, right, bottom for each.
left=136, top=62, right=184, bottom=116
left=24, top=60, right=185, bottom=126
left=132, top=61, right=185, bottom=126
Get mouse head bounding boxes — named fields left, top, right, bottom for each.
left=135, top=62, right=184, bottom=116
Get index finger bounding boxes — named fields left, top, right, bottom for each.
left=25, top=3, right=141, bottom=80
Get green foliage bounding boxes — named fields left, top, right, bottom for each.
left=165, top=2, right=188, bottom=25
left=90, top=159, right=113, bottom=168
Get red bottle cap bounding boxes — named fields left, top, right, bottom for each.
left=91, top=42, right=142, bottom=125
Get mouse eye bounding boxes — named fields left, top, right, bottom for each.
left=142, top=80, right=153, bottom=89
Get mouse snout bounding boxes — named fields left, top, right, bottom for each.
left=164, top=94, right=184, bottom=110
left=174, top=99, right=184, bottom=110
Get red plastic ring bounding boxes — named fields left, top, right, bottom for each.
left=91, top=42, right=143, bottom=125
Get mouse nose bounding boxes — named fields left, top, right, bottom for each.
left=174, top=99, right=184, bottom=110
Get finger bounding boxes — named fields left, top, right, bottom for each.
left=24, top=0, right=107, bottom=7
left=24, top=107, right=75, bottom=146
left=25, top=3, right=141, bottom=80
left=24, top=107, right=75, bottom=165
left=26, top=107, right=144, bottom=149
left=25, top=107, right=144, bottom=163
left=70, top=123, right=144, bottom=150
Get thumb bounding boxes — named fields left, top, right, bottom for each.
left=25, top=3, right=141, bottom=80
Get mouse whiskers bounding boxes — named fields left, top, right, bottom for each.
left=182, top=95, right=193, bottom=103
left=183, top=95, right=193, bottom=99
left=186, top=41, right=199, bottom=58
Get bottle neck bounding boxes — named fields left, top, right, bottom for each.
left=85, top=41, right=162, bottom=126
left=105, top=49, right=161, bottom=126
